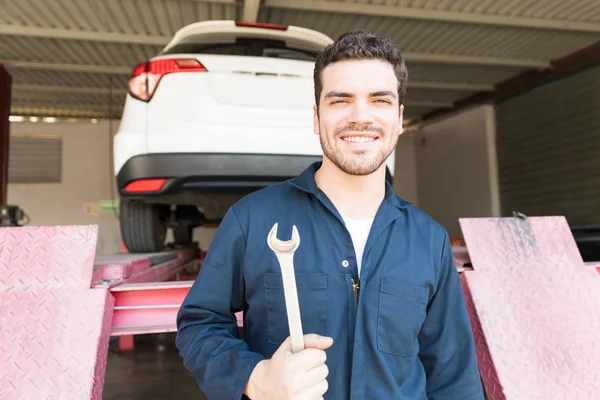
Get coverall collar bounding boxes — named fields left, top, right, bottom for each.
left=290, top=161, right=409, bottom=253
left=290, top=161, right=409, bottom=212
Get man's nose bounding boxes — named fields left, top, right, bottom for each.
left=347, top=102, right=374, bottom=125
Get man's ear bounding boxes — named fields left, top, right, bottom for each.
left=313, top=104, right=320, bottom=135
left=398, top=104, right=404, bottom=136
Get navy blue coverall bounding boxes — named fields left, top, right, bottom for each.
left=176, top=162, right=484, bottom=399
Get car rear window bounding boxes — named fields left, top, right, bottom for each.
left=162, top=38, right=319, bottom=62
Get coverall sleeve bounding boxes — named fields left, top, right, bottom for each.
left=417, top=231, right=485, bottom=399
left=175, top=207, right=265, bottom=400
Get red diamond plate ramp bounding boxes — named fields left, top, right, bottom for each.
left=0, top=225, right=113, bottom=400
left=459, top=216, right=600, bottom=399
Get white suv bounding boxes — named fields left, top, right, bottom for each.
left=113, top=20, right=395, bottom=253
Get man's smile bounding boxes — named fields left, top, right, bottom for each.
left=339, top=132, right=379, bottom=143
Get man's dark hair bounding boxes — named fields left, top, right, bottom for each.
left=313, top=30, right=408, bottom=109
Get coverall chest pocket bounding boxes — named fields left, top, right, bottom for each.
left=377, top=277, right=428, bottom=357
left=264, top=272, right=328, bottom=345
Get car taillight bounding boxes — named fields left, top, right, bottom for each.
left=235, top=21, right=288, bottom=30
left=124, top=179, right=166, bottom=193
left=128, top=58, right=206, bottom=102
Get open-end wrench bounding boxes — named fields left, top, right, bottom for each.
left=267, top=222, right=304, bottom=353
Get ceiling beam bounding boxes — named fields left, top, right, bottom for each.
left=121, top=0, right=238, bottom=4
left=12, top=102, right=122, bottom=111
left=408, top=81, right=494, bottom=92
left=1, top=60, right=132, bottom=74
left=407, top=100, right=453, bottom=108
left=13, top=84, right=127, bottom=95
left=264, top=0, right=600, bottom=33
left=0, top=24, right=168, bottom=46
left=0, top=24, right=549, bottom=69
left=242, top=0, right=262, bottom=22
left=403, top=52, right=548, bottom=69
left=10, top=105, right=122, bottom=117
left=184, top=0, right=237, bottom=3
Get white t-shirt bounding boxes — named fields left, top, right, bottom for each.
left=342, top=215, right=375, bottom=276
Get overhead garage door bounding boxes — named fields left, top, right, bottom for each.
left=494, top=64, right=600, bottom=225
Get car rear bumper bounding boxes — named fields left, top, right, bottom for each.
left=117, top=152, right=322, bottom=201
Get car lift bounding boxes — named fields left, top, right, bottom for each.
left=2, top=66, right=600, bottom=399
left=2, top=221, right=600, bottom=400
left=91, top=236, right=243, bottom=353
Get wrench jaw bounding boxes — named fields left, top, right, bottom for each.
left=267, top=222, right=305, bottom=353
left=267, top=223, right=300, bottom=254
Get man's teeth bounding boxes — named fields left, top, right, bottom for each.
left=342, top=136, right=376, bottom=143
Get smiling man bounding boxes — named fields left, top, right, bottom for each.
left=176, top=30, right=485, bottom=400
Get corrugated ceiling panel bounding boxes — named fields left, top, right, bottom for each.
left=261, top=7, right=599, bottom=60
left=6, top=68, right=128, bottom=88
left=495, top=64, right=600, bottom=225
left=0, top=36, right=162, bottom=67
left=407, top=63, right=522, bottom=84
left=332, top=0, right=600, bottom=23
left=0, top=0, right=240, bottom=35
left=2, top=0, right=596, bottom=122
left=386, top=20, right=598, bottom=60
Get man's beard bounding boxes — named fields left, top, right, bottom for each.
left=319, top=124, right=395, bottom=176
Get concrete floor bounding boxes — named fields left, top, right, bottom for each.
left=103, top=333, right=207, bottom=400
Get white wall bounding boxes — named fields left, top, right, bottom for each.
left=410, top=105, right=500, bottom=239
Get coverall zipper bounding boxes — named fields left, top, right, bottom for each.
left=351, top=278, right=360, bottom=315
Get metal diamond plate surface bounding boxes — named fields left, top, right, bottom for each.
left=0, top=225, right=114, bottom=400
left=0, top=225, right=99, bottom=290
left=459, top=216, right=600, bottom=399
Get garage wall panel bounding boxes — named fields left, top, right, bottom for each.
left=393, top=131, right=418, bottom=206
left=495, top=64, right=600, bottom=225
left=413, top=105, right=499, bottom=239
left=8, top=136, right=62, bottom=183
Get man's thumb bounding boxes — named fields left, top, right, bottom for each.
left=274, top=335, right=294, bottom=356
left=276, top=334, right=334, bottom=355
left=302, top=334, right=334, bottom=349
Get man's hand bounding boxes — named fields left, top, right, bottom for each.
left=244, top=334, right=333, bottom=399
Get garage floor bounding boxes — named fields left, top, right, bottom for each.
left=103, top=333, right=207, bottom=400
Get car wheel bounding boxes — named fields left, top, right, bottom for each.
left=173, top=225, right=194, bottom=245
left=120, top=200, right=168, bottom=253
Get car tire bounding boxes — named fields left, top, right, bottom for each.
left=120, top=200, right=168, bottom=253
